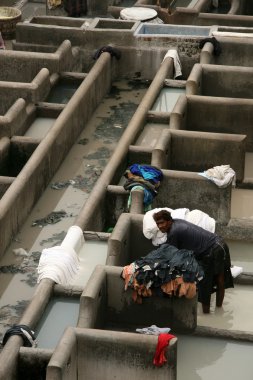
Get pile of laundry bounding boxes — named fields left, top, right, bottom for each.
left=143, top=207, right=216, bottom=246
left=121, top=244, right=204, bottom=304
left=123, top=164, right=163, bottom=211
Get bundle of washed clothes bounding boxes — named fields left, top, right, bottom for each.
left=121, top=244, right=204, bottom=304
left=123, top=164, right=163, bottom=211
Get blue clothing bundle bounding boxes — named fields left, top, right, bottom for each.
left=129, top=164, right=163, bottom=184
left=124, top=164, right=163, bottom=210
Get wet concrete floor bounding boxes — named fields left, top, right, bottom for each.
left=0, top=79, right=148, bottom=339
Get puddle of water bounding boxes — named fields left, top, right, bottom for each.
left=70, top=240, right=108, bottom=287
left=231, top=189, right=253, bottom=218
left=46, top=81, right=80, bottom=104
left=24, top=117, right=56, bottom=139
left=35, top=297, right=80, bottom=349
left=135, top=122, right=169, bottom=148
left=177, top=334, right=253, bottom=380
left=151, top=88, right=185, bottom=113
left=197, top=284, right=253, bottom=332
left=228, top=239, right=253, bottom=272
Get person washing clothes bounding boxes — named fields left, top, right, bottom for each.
left=153, top=210, right=234, bottom=314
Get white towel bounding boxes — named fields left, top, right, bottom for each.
left=162, top=49, right=182, bottom=79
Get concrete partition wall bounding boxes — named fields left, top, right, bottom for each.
left=0, top=69, right=51, bottom=111
left=154, top=169, right=231, bottom=224
left=18, top=347, right=53, bottom=380
left=0, top=40, right=80, bottom=82
left=152, top=129, right=246, bottom=182
left=206, top=38, right=253, bottom=67
left=186, top=64, right=253, bottom=98
left=46, top=327, right=177, bottom=380
left=0, top=52, right=112, bottom=257
left=107, top=213, right=153, bottom=266
left=0, top=99, right=27, bottom=138
left=171, top=94, right=253, bottom=151
left=78, top=265, right=197, bottom=333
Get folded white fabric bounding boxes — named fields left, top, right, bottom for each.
left=162, top=49, right=182, bottom=79
left=136, top=325, right=171, bottom=335
left=198, top=164, right=236, bottom=188
left=231, top=266, right=243, bottom=278
left=37, top=245, right=80, bottom=285
left=143, top=207, right=215, bottom=246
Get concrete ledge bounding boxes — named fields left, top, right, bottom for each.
left=194, top=325, right=253, bottom=343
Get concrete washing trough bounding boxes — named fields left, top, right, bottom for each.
left=135, top=23, right=212, bottom=37
left=77, top=265, right=197, bottom=333
left=45, top=327, right=177, bottom=380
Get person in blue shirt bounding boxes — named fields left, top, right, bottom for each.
left=153, top=209, right=234, bottom=314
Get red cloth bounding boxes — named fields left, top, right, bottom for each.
left=153, top=333, right=176, bottom=367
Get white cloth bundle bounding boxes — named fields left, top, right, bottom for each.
left=143, top=207, right=215, bottom=246
left=198, top=164, right=236, bottom=188
left=162, top=49, right=182, bottom=79
left=37, top=225, right=84, bottom=285
left=37, top=245, right=80, bottom=285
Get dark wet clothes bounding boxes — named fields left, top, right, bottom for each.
left=135, top=243, right=204, bottom=286
left=199, top=37, right=222, bottom=56
left=165, top=219, right=234, bottom=304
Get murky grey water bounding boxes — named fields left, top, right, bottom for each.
left=46, top=81, right=81, bottom=104
left=35, top=297, right=80, bottom=349
left=197, top=284, right=253, bottom=332
left=24, top=117, right=56, bottom=139
left=231, top=188, right=253, bottom=218
left=177, top=334, right=253, bottom=380
left=151, top=87, right=185, bottom=112
left=228, top=239, right=253, bottom=272
left=69, top=240, right=108, bottom=287
left=0, top=79, right=148, bottom=339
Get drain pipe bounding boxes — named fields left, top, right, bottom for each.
left=75, top=55, right=174, bottom=230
